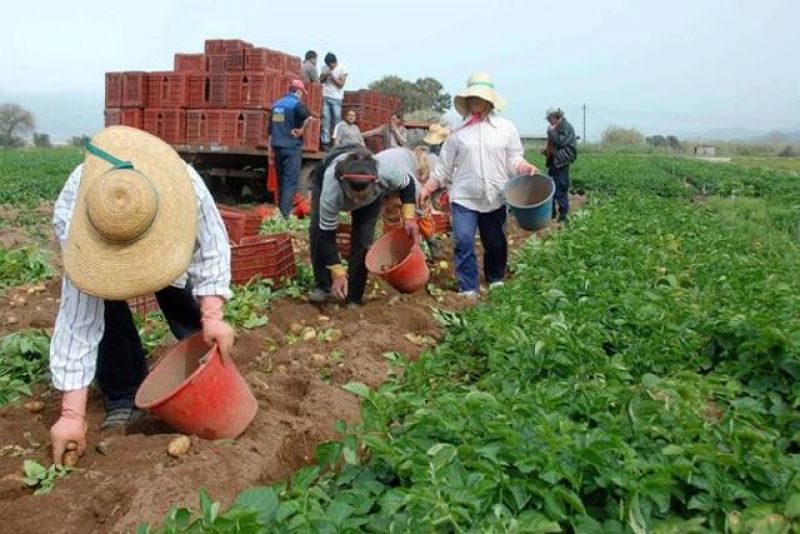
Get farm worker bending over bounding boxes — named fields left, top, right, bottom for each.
left=49, top=126, right=235, bottom=466
left=308, top=145, right=418, bottom=305
left=270, top=79, right=312, bottom=218
left=420, top=73, right=537, bottom=298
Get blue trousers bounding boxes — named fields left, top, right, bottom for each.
left=451, top=203, right=508, bottom=292
left=549, top=165, right=570, bottom=221
left=274, top=146, right=302, bottom=218
left=321, top=97, right=342, bottom=146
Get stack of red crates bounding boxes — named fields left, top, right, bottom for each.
left=104, top=39, right=321, bottom=150
left=217, top=205, right=296, bottom=285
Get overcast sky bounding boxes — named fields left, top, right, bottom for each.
left=2, top=0, right=798, bottom=141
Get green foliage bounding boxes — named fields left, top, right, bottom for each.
left=32, top=133, right=52, bottom=148
left=147, top=154, right=800, bottom=532
left=0, top=103, right=36, bottom=148
left=367, top=75, right=451, bottom=113
left=0, top=329, right=51, bottom=405
left=0, top=147, right=82, bottom=205
left=601, top=125, right=645, bottom=146
left=23, top=460, right=70, bottom=495
left=0, top=245, right=54, bottom=289
left=259, top=215, right=309, bottom=235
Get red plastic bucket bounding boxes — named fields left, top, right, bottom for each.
left=134, top=332, right=258, bottom=439
left=365, top=229, right=429, bottom=293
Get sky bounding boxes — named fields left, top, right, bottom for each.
left=1, top=0, right=799, bottom=141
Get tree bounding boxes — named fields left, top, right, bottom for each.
left=646, top=135, right=666, bottom=147
left=601, top=126, right=644, bottom=146
left=368, top=76, right=451, bottom=114
left=666, top=135, right=681, bottom=150
left=68, top=134, right=90, bottom=148
left=0, top=103, right=35, bottom=147
left=32, top=133, right=52, bottom=148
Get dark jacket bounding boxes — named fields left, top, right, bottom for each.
left=269, top=93, right=310, bottom=149
left=546, top=118, right=578, bottom=169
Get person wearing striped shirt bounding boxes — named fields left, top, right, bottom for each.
left=49, top=126, right=235, bottom=467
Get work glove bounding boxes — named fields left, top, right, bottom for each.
left=515, top=161, right=539, bottom=176
left=328, top=264, right=348, bottom=301
left=199, top=296, right=235, bottom=359
left=51, top=387, right=88, bottom=467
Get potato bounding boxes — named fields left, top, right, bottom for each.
left=63, top=450, right=80, bottom=467
left=301, top=327, right=317, bottom=341
left=167, top=435, right=191, bottom=458
left=23, top=400, right=45, bottom=414
left=310, top=353, right=327, bottom=367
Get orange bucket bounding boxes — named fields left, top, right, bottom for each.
left=135, top=332, right=258, bottom=439
left=365, top=229, right=430, bottom=293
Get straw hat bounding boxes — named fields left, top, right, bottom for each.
left=453, top=73, right=507, bottom=116
left=423, top=123, right=451, bottom=145
left=63, top=126, right=197, bottom=300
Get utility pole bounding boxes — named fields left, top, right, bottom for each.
left=582, top=103, right=587, bottom=145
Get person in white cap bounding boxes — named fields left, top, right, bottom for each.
left=49, top=126, right=235, bottom=466
left=419, top=73, right=537, bottom=298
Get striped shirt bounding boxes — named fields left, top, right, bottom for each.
left=50, top=163, right=232, bottom=391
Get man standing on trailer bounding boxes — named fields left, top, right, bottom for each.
left=301, top=50, right=319, bottom=84
left=270, top=80, right=312, bottom=218
left=319, top=52, right=349, bottom=150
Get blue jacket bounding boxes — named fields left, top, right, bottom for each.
left=269, top=93, right=310, bottom=149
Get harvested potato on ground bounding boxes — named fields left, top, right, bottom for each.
left=23, top=400, right=45, bottom=414
left=167, top=435, right=191, bottom=458
left=301, top=327, right=317, bottom=341
left=63, top=450, right=80, bottom=467
left=289, top=322, right=303, bottom=334
left=310, top=353, right=327, bottom=367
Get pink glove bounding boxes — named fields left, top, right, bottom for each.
left=515, top=161, right=538, bottom=176
left=199, top=296, right=235, bottom=359
left=51, top=387, right=88, bottom=467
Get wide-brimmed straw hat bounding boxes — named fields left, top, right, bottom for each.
left=63, top=126, right=197, bottom=300
left=423, top=123, right=451, bottom=145
left=453, top=73, right=507, bottom=116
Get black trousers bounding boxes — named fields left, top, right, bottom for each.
left=309, top=173, right=381, bottom=305
left=548, top=165, right=571, bottom=221
left=96, top=285, right=202, bottom=411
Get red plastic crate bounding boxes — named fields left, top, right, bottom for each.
left=104, top=108, right=144, bottom=129
left=122, top=71, right=149, bottom=108
left=226, top=72, right=281, bottom=109
left=303, top=118, right=321, bottom=152
left=225, top=49, right=245, bottom=71
left=230, top=233, right=296, bottom=285
left=223, top=39, right=253, bottom=53
left=205, top=39, right=226, bottom=54
left=220, top=110, right=268, bottom=147
left=244, top=48, right=288, bottom=72
left=174, top=53, right=206, bottom=72
left=218, top=207, right=247, bottom=244
left=186, top=109, right=224, bottom=144
left=143, top=109, right=186, bottom=144
left=217, top=204, right=272, bottom=241
left=148, top=72, right=190, bottom=108
left=207, top=54, right=226, bottom=72
left=284, top=55, right=301, bottom=75
left=302, top=82, right=322, bottom=117
left=188, top=73, right=227, bottom=108
left=104, top=108, right=121, bottom=127
left=105, top=72, right=123, bottom=107
left=128, top=294, right=159, bottom=315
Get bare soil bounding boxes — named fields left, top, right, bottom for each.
left=0, top=195, right=586, bottom=533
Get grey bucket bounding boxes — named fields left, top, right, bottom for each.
left=504, top=174, right=555, bottom=231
